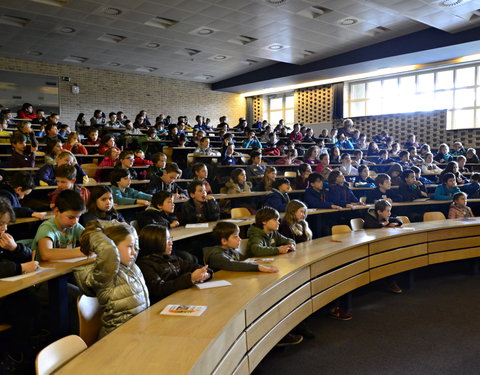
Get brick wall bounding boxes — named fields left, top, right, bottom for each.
left=0, top=57, right=245, bottom=126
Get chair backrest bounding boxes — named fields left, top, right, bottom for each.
left=231, top=207, right=251, bottom=219
left=36, top=335, right=87, bottom=375
left=423, top=211, right=446, bottom=221
left=238, top=238, right=249, bottom=257
left=331, top=225, right=352, bottom=235
left=284, top=171, right=297, bottom=178
left=350, top=218, right=365, bottom=231
left=77, top=295, right=103, bottom=347
left=80, top=163, right=98, bottom=178
left=162, top=146, right=173, bottom=160
left=397, top=215, right=411, bottom=224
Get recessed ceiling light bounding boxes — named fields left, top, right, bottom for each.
left=58, top=26, right=75, bottom=33
left=338, top=17, right=360, bottom=26
left=27, top=50, right=43, bottom=56
left=297, top=6, right=332, bottom=19
left=209, top=55, right=232, bottom=61
left=107, top=62, right=121, bottom=67
left=172, top=72, right=184, bottom=75
left=64, top=56, right=88, bottom=63
left=266, top=0, right=287, bottom=5
left=0, top=15, right=30, bottom=28
left=145, top=17, right=178, bottom=29
left=97, top=34, right=126, bottom=43
left=145, top=42, right=160, bottom=49
left=265, top=43, right=287, bottom=51
left=136, top=66, right=157, bottom=73
left=104, top=7, right=122, bottom=16
left=189, top=27, right=218, bottom=36
left=438, top=0, right=464, bottom=6
left=194, top=74, right=214, bottom=80
left=32, top=0, right=69, bottom=7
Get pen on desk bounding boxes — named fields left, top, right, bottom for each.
left=32, top=250, right=36, bottom=261
left=330, top=239, right=342, bottom=243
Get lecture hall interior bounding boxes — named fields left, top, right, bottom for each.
left=1, top=0, right=480, bottom=374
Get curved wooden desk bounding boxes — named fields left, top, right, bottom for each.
left=57, top=219, right=480, bottom=374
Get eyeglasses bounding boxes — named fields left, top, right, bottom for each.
left=167, top=236, right=174, bottom=242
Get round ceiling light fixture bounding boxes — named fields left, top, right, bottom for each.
left=439, top=0, right=463, bottom=6
left=213, top=55, right=227, bottom=60
left=339, top=18, right=358, bottom=26
left=107, top=62, right=121, bottom=66
left=197, top=28, right=214, bottom=35
left=104, top=7, right=122, bottom=16
left=268, top=44, right=283, bottom=50
left=172, top=72, right=184, bottom=75
left=266, top=0, right=288, bottom=5
left=59, top=26, right=75, bottom=33
left=145, top=42, right=160, bottom=48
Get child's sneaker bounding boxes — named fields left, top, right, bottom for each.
left=329, top=306, right=352, bottom=321
left=276, top=333, right=303, bottom=347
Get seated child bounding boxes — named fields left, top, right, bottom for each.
left=295, top=163, right=312, bottom=190
left=434, top=143, right=453, bottom=163
left=254, top=166, right=276, bottom=192
left=95, top=147, right=121, bottom=182
left=36, top=150, right=88, bottom=186
left=225, top=168, right=252, bottom=194
left=137, top=224, right=212, bottom=304
left=136, top=191, right=179, bottom=230
left=203, top=222, right=278, bottom=273
left=220, top=142, right=239, bottom=166
left=49, top=164, right=90, bottom=208
left=315, top=153, right=333, bottom=179
left=110, top=168, right=151, bottom=206
left=178, top=181, right=220, bottom=225
left=387, top=163, right=403, bottom=186
left=339, top=153, right=358, bottom=180
left=9, top=132, right=37, bottom=168
left=246, top=207, right=295, bottom=257
left=411, top=166, right=433, bottom=186
left=434, top=172, right=461, bottom=201
left=457, top=155, right=469, bottom=174
left=279, top=200, right=313, bottom=243
left=354, top=166, right=376, bottom=187
left=304, top=173, right=342, bottom=209
left=397, top=150, right=413, bottom=169
left=84, top=128, right=100, bottom=154
left=366, top=174, right=401, bottom=204
left=263, top=178, right=291, bottom=212
left=326, top=171, right=361, bottom=208
left=364, top=199, right=403, bottom=229
left=63, top=132, right=87, bottom=155
left=80, top=185, right=124, bottom=226
left=17, top=121, right=38, bottom=148
left=32, top=190, right=86, bottom=261
left=0, top=172, right=46, bottom=219
left=146, top=162, right=187, bottom=198
left=448, top=192, right=474, bottom=219
left=192, top=162, right=212, bottom=194
left=98, top=133, right=120, bottom=156
left=75, top=221, right=149, bottom=338
left=461, top=173, right=480, bottom=198
left=133, top=150, right=153, bottom=167
left=114, top=150, right=138, bottom=180
left=146, top=152, right=167, bottom=179
left=246, top=151, right=266, bottom=180
left=398, top=169, right=428, bottom=202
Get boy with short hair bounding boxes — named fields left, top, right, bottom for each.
left=246, top=207, right=295, bottom=257
left=114, top=150, right=138, bottom=180
left=366, top=173, right=401, bottom=203
left=9, top=132, right=37, bottom=168
left=434, top=172, right=461, bottom=200
left=0, top=171, right=46, bottom=219
left=49, top=164, right=90, bottom=207
left=178, top=181, right=220, bottom=225
left=110, top=168, right=151, bottom=206
left=137, top=191, right=180, bottom=230
left=263, top=178, right=291, bottom=212
left=304, top=173, right=342, bottom=209
left=203, top=222, right=278, bottom=272
left=398, top=150, right=413, bottom=169
left=146, top=162, right=187, bottom=198
left=411, top=166, right=431, bottom=186
left=43, top=123, right=64, bottom=143
left=194, top=137, right=220, bottom=156
left=146, top=152, right=166, bottom=179
left=32, top=190, right=86, bottom=261
left=16, top=121, right=38, bottom=148
left=246, top=151, right=266, bottom=180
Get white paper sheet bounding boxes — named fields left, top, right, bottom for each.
left=0, top=267, right=54, bottom=281
left=195, top=280, right=232, bottom=289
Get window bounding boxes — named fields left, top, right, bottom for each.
left=346, top=64, right=480, bottom=129
left=268, top=93, right=294, bottom=126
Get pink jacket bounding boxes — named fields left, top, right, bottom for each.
left=448, top=202, right=473, bottom=219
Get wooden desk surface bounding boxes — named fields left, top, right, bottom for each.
left=56, top=218, right=480, bottom=374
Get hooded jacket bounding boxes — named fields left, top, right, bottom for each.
left=74, top=229, right=149, bottom=338
left=246, top=224, right=294, bottom=257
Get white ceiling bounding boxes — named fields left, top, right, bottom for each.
left=1, top=0, right=480, bottom=84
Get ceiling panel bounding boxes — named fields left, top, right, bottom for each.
left=0, top=0, right=479, bottom=83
